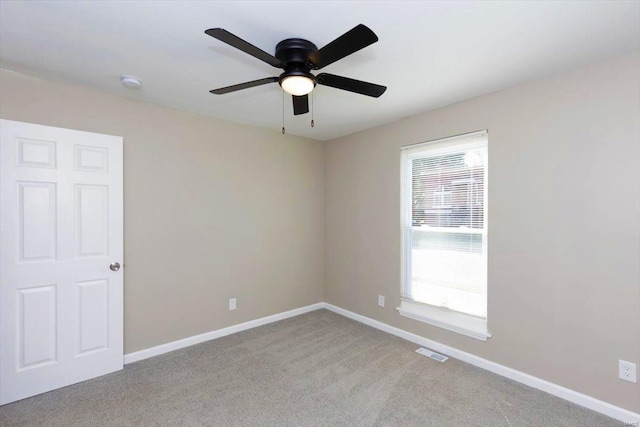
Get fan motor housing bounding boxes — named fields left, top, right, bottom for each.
left=275, top=38, right=318, bottom=67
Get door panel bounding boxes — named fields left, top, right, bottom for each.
left=77, top=279, right=109, bottom=355
left=1, top=119, right=123, bottom=405
left=18, top=182, right=57, bottom=261
left=76, top=185, right=109, bottom=257
left=75, top=145, right=108, bottom=173
left=18, top=284, right=57, bottom=369
left=17, top=138, right=56, bottom=169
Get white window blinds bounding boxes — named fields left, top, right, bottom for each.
left=401, top=131, right=488, bottom=319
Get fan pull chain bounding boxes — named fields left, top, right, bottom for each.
left=281, top=91, right=285, bottom=134
left=311, top=92, right=315, bottom=128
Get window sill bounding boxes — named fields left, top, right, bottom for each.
left=397, top=299, right=491, bottom=341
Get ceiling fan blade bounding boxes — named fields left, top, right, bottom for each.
left=205, top=28, right=283, bottom=68
left=308, top=24, right=378, bottom=70
left=210, top=77, right=278, bottom=94
left=292, top=94, right=309, bottom=115
left=317, top=73, right=386, bottom=98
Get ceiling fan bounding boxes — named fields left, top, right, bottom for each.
left=205, top=24, right=387, bottom=116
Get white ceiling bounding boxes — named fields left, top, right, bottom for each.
left=1, top=1, right=639, bottom=141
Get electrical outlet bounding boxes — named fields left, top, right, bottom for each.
left=378, top=295, right=385, bottom=307
left=619, top=360, right=637, bottom=383
left=229, top=298, right=236, bottom=311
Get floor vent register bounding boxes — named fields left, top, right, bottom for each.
left=416, top=347, right=448, bottom=362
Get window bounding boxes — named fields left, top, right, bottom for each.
left=432, top=185, right=452, bottom=207
left=399, top=131, right=490, bottom=340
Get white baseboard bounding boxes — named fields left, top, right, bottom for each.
left=123, top=301, right=638, bottom=424
left=123, top=303, right=324, bottom=364
left=321, top=303, right=640, bottom=425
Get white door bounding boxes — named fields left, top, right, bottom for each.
left=0, top=119, right=123, bottom=405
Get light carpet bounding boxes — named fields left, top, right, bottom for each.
left=0, top=309, right=624, bottom=426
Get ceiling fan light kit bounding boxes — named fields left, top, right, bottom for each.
left=280, top=74, right=315, bottom=96
left=205, top=24, right=386, bottom=119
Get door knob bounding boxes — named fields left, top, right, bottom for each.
left=110, top=262, right=121, bottom=271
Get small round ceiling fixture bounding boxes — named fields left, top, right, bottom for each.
left=120, top=75, right=142, bottom=89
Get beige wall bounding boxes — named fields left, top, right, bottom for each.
left=0, top=69, right=325, bottom=354
left=324, top=51, right=640, bottom=412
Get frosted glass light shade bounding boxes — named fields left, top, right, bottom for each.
left=281, top=75, right=315, bottom=96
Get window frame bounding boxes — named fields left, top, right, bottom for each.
left=399, top=130, right=490, bottom=341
